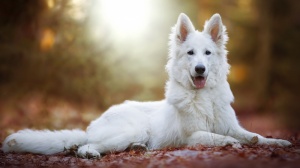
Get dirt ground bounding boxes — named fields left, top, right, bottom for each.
left=1, top=114, right=300, bottom=168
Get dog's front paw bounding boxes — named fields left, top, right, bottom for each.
left=78, top=145, right=101, bottom=159
left=259, top=138, right=292, bottom=147
left=278, top=139, right=292, bottom=146
left=221, top=136, right=241, bottom=147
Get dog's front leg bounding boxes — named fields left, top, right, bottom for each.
left=186, top=131, right=240, bottom=147
left=216, top=105, right=292, bottom=147
left=228, top=127, right=291, bottom=146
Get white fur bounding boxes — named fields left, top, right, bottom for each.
left=2, top=13, right=291, bottom=158
left=2, top=129, right=86, bottom=154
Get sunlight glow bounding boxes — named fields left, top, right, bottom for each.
left=46, top=0, right=54, bottom=9
left=98, top=0, right=152, bottom=37
left=40, top=28, right=55, bottom=51
left=68, top=0, right=86, bottom=21
left=229, top=64, right=248, bottom=83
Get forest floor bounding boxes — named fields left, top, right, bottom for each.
left=0, top=105, right=299, bottom=168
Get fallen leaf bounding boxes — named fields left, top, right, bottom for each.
left=250, top=136, right=259, bottom=145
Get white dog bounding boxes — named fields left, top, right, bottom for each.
left=2, top=13, right=291, bottom=158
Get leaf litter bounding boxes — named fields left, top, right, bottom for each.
left=1, top=134, right=300, bottom=168
left=1, top=114, right=300, bottom=167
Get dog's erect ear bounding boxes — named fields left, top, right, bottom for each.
left=176, top=13, right=195, bottom=43
left=204, top=14, right=227, bottom=45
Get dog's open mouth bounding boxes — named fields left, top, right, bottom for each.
left=192, top=76, right=206, bottom=89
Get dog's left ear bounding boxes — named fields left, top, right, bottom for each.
left=204, top=14, right=228, bottom=45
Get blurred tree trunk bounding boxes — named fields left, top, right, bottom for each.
left=254, top=1, right=272, bottom=110
left=255, top=0, right=300, bottom=129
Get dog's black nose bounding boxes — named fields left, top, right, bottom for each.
left=195, top=64, right=206, bottom=74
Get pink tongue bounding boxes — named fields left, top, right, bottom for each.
left=194, top=77, right=206, bottom=89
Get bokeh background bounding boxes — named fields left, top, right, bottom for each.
left=0, top=0, right=300, bottom=138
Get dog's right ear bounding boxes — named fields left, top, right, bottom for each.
left=175, top=13, right=195, bottom=43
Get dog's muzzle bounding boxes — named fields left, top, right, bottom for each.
left=192, top=64, right=207, bottom=89
left=192, top=75, right=206, bottom=89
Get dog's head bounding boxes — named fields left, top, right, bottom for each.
left=167, top=13, right=229, bottom=90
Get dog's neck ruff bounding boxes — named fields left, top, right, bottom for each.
left=165, top=79, right=215, bottom=120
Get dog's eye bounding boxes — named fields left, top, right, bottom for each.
left=187, top=50, right=194, bottom=55
left=205, top=50, right=211, bottom=55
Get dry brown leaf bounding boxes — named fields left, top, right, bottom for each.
left=250, top=136, right=259, bottom=145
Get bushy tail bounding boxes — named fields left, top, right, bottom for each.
left=2, top=129, right=87, bottom=155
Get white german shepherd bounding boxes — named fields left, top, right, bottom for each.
left=2, top=13, right=291, bottom=158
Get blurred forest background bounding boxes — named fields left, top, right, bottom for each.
left=0, top=0, right=300, bottom=138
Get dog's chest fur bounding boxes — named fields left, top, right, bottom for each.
left=166, top=81, right=218, bottom=136
left=180, top=90, right=217, bottom=135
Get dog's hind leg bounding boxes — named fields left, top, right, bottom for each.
left=78, top=131, right=149, bottom=159
left=77, top=103, right=150, bottom=159
left=78, top=144, right=101, bottom=159
left=127, top=142, right=148, bottom=151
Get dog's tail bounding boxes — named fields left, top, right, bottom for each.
left=2, top=129, right=87, bottom=155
